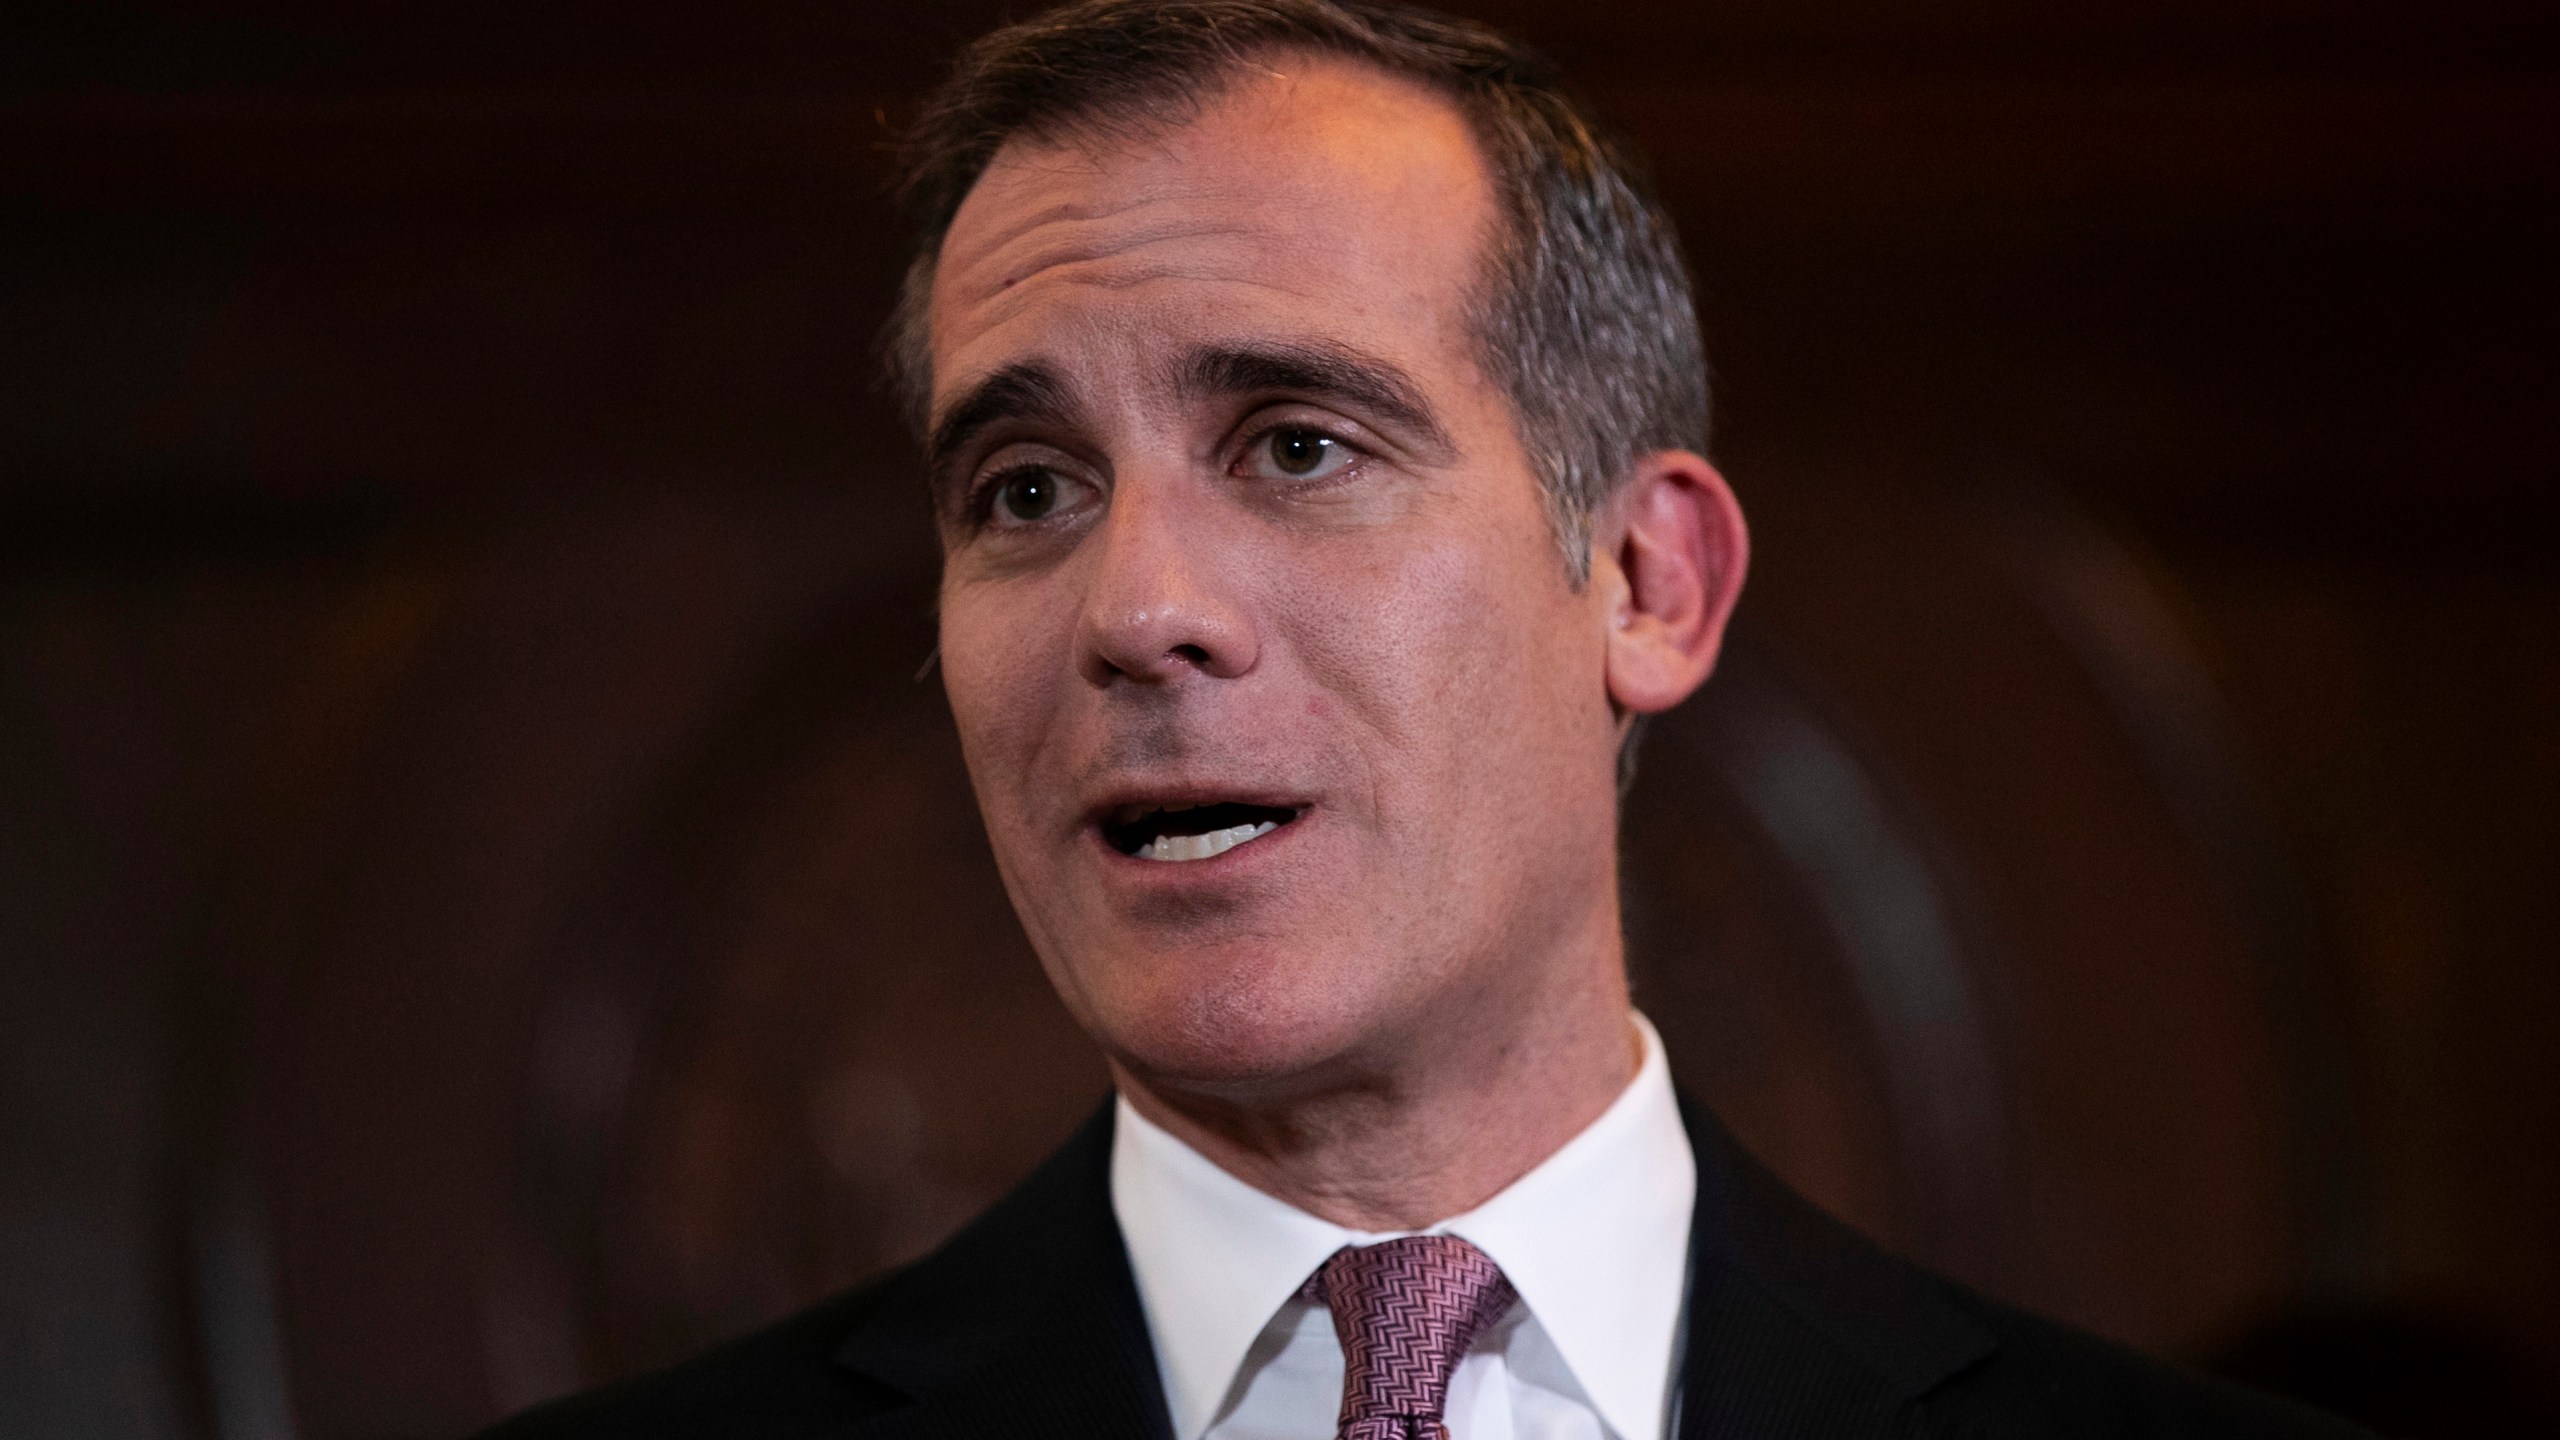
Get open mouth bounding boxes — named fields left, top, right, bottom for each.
left=1101, top=800, right=1301, bottom=863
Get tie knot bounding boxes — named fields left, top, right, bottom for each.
left=1308, top=1236, right=1517, bottom=1438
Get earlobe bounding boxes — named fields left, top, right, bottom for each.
left=1601, top=450, right=1749, bottom=716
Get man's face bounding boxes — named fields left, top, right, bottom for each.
left=929, top=59, right=1628, bottom=1098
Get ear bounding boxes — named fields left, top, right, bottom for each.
left=1593, top=450, right=1749, bottom=716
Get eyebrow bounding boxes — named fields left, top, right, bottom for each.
left=925, top=360, right=1083, bottom=507
left=1173, top=341, right=1453, bottom=457
left=923, top=340, right=1453, bottom=512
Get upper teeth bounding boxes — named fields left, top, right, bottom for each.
left=1142, top=820, right=1280, bottom=862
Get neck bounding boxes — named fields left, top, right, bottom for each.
left=1109, top=922, right=1641, bottom=1232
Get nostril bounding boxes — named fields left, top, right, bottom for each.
left=1168, top=643, right=1211, bottom=666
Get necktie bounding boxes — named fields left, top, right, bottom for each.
left=1303, top=1235, right=1519, bottom=1440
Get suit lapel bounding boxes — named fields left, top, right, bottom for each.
left=1675, top=1100, right=1997, bottom=1439
left=834, top=1102, right=1176, bottom=1440
left=831, top=1093, right=1995, bottom=1440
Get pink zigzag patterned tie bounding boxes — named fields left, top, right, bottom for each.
left=1302, top=1235, right=1519, bottom=1440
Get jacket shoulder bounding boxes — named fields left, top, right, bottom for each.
left=470, top=1282, right=905, bottom=1440
left=1684, top=1100, right=2375, bottom=1439
left=473, top=1102, right=1127, bottom=1440
left=1920, top=1286, right=2378, bottom=1439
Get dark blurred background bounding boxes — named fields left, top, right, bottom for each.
left=4, top=2, right=2556, bottom=1436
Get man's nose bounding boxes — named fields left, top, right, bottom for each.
left=1076, top=474, right=1259, bottom=687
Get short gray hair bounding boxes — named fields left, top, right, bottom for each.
left=886, top=0, right=1708, bottom=578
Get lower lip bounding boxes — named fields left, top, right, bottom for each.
left=1092, top=812, right=1308, bottom=874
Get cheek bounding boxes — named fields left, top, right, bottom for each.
left=938, top=583, right=1067, bottom=809
left=1279, top=520, right=1597, bottom=819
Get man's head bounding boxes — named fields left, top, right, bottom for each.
left=903, top=0, right=1748, bottom=1111
left=892, top=0, right=1706, bottom=575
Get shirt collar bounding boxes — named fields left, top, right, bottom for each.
left=1110, top=1013, right=1696, bottom=1440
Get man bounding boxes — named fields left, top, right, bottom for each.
left=486, top=2, right=2370, bottom=1436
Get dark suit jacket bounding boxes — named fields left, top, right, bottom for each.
left=481, top=1098, right=2372, bottom=1439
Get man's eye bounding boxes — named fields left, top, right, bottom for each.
left=986, top=467, right=1077, bottom=525
left=1249, top=427, right=1352, bottom=482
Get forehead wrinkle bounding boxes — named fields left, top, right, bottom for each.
left=949, top=172, right=1260, bottom=271
left=947, top=262, right=1321, bottom=374
left=938, top=204, right=1322, bottom=370
left=951, top=216, right=1292, bottom=312
left=945, top=166, right=1261, bottom=285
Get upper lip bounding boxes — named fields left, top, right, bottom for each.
left=1082, top=783, right=1312, bottom=832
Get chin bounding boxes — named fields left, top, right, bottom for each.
left=1070, top=933, right=1396, bottom=1100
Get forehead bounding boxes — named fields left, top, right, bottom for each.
left=928, top=56, right=1499, bottom=416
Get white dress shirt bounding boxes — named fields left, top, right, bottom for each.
left=1110, top=1013, right=1696, bottom=1440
